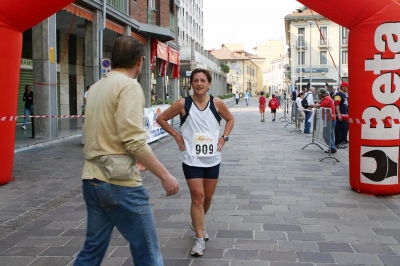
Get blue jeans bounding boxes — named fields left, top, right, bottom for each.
left=74, top=179, right=163, bottom=266
left=323, top=120, right=337, bottom=150
left=304, top=111, right=312, bottom=133
left=23, top=107, right=32, bottom=127
left=245, top=98, right=249, bottom=105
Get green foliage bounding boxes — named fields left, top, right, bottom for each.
left=265, top=93, right=270, bottom=98
left=216, top=93, right=235, bottom=99
left=219, top=62, right=230, bottom=73
left=154, top=98, right=174, bottom=105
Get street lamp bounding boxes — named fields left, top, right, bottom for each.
left=298, top=34, right=305, bottom=91
left=307, top=21, right=314, bottom=89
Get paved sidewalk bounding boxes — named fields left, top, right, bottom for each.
left=1, top=97, right=400, bottom=266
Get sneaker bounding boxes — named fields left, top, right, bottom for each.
left=191, top=237, right=205, bottom=257
left=21, top=126, right=26, bottom=130
left=189, top=221, right=209, bottom=241
left=337, top=144, right=345, bottom=149
left=273, top=118, right=275, bottom=121
left=340, top=142, right=348, bottom=148
left=324, top=149, right=337, bottom=153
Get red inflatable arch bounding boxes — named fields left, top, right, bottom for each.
left=298, top=0, right=400, bottom=195
left=0, top=0, right=74, bottom=185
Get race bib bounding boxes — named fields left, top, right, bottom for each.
left=192, top=133, right=216, bottom=157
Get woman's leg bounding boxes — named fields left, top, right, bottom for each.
left=186, top=178, right=206, bottom=239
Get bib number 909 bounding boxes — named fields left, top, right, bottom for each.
left=195, top=144, right=213, bottom=155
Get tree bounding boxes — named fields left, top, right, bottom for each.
left=219, top=62, right=230, bottom=73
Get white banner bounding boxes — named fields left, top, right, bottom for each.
left=144, top=105, right=171, bottom=143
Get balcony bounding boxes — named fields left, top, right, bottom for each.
left=318, top=39, right=329, bottom=48
left=107, top=0, right=128, bottom=14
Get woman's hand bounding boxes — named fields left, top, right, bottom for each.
left=217, top=137, right=226, bottom=152
left=174, top=134, right=186, bottom=151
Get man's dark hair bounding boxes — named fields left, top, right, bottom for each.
left=86, top=85, right=91, bottom=90
left=25, top=84, right=31, bottom=90
left=272, top=94, right=276, bottom=98
left=190, top=68, right=212, bottom=83
left=111, top=36, right=144, bottom=69
left=261, top=91, right=264, bottom=95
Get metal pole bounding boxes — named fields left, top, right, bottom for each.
left=309, top=22, right=312, bottom=89
left=99, top=0, right=107, bottom=80
left=339, top=26, right=342, bottom=85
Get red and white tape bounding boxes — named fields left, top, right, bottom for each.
left=0, top=115, right=84, bottom=121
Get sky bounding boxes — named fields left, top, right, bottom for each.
left=203, top=0, right=302, bottom=51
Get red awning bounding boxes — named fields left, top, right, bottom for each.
left=156, top=41, right=168, bottom=61
left=63, top=3, right=93, bottom=21
left=168, top=47, right=179, bottom=65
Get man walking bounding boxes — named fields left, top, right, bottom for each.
left=74, top=36, right=179, bottom=266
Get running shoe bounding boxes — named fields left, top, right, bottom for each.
left=191, top=237, right=205, bottom=256
left=189, top=221, right=209, bottom=241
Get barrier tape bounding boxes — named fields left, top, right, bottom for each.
left=0, top=115, right=84, bottom=121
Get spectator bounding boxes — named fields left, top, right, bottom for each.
left=83, top=85, right=90, bottom=104
left=21, top=84, right=33, bottom=131
left=303, top=87, right=315, bottom=134
left=295, top=92, right=305, bottom=131
left=335, top=82, right=349, bottom=148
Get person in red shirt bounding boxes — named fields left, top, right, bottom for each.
left=311, top=88, right=337, bottom=153
left=258, top=91, right=267, bottom=122
left=268, top=94, right=280, bottom=121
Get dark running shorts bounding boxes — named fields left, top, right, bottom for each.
left=182, top=163, right=220, bottom=179
left=271, top=109, right=277, bottom=113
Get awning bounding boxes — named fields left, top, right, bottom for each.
left=63, top=3, right=93, bottom=21
left=150, top=39, right=180, bottom=78
left=106, top=19, right=124, bottom=34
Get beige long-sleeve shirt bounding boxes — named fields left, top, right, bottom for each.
left=82, top=71, right=151, bottom=187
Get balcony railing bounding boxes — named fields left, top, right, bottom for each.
left=170, top=13, right=175, bottom=32
left=296, top=40, right=307, bottom=49
left=107, top=0, right=128, bottom=14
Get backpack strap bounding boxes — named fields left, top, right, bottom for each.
left=180, top=96, right=192, bottom=127
left=180, top=96, right=221, bottom=126
left=210, top=96, right=222, bottom=125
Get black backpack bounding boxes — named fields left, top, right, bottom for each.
left=301, top=93, right=311, bottom=109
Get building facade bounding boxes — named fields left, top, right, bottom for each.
left=18, top=0, right=182, bottom=139
left=176, top=0, right=227, bottom=98
left=210, top=45, right=262, bottom=95
left=285, top=7, right=349, bottom=92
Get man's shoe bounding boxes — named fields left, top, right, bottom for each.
left=325, top=149, right=337, bottom=154
left=21, top=126, right=26, bottom=131
left=189, top=221, right=209, bottom=241
left=273, top=118, right=275, bottom=121
left=340, top=142, right=348, bottom=148
left=191, top=238, right=205, bottom=256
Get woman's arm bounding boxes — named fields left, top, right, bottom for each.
left=214, top=97, right=235, bottom=151
left=156, top=98, right=186, bottom=151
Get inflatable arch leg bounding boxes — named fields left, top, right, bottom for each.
left=0, top=0, right=74, bottom=185
left=298, top=0, right=400, bottom=195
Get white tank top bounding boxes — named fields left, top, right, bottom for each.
left=180, top=96, right=222, bottom=167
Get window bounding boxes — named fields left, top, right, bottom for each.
left=342, top=27, right=349, bottom=45
left=298, top=51, right=305, bottom=65
left=320, top=26, right=327, bottom=45
left=170, top=0, right=174, bottom=13
left=342, top=50, right=348, bottom=64
left=148, top=0, right=155, bottom=10
left=298, top=28, right=305, bottom=47
left=320, top=51, right=328, bottom=65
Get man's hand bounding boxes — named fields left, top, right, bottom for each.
left=161, top=174, right=179, bottom=196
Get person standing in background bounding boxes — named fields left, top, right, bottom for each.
left=244, top=89, right=250, bottom=106
left=21, top=84, right=33, bottom=131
